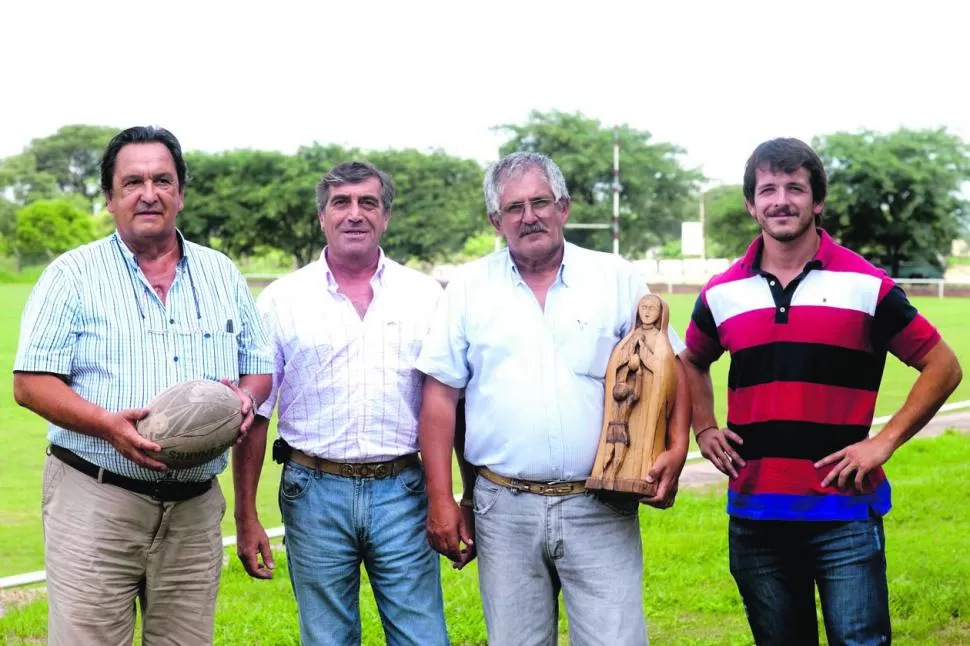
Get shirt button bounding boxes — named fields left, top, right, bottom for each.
left=779, top=307, right=786, bottom=313
left=169, top=318, right=175, bottom=324
left=173, top=356, right=179, bottom=362
left=769, top=281, right=776, bottom=286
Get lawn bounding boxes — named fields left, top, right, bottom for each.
left=1, top=282, right=969, bottom=644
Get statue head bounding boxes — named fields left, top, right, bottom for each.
left=635, top=294, right=665, bottom=329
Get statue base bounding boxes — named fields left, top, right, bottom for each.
left=585, top=476, right=657, bottom=496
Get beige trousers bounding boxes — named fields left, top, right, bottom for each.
left=42, top=454, right=225, bottom=646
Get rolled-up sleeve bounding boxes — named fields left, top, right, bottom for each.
left=14, top=264, right=79, bottom=376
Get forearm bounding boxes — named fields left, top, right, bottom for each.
left=419, top=379, right=460, bottom=504
left=13, top=372, right=113, bottom=439
left=239, top=374, right=272, bottom=407
left=453, top=400, right=477, bottom=499
left=666, top=360, right=691, bottom=454
left=879, top=343, right=962, bottom=451
left=680, top=352, right=718, bottom=434
left=233, top=414, right=269, bottom=521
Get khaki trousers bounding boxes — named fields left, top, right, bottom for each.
left=42, top=454, right=226, bottom=646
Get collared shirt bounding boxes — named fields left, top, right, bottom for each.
left=256, top=248, right=443, bottom=462
left=14, top=231, right=273, bottom=482
left=685, top=229, right=940, bottom=521
left=416, top=242, right=685, bottom=482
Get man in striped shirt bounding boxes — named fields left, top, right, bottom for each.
left=13, top=126, right=274, bottom=644
left=234, top=162, right=449, bottom=645
left=680, top=138, right=962, bottom=645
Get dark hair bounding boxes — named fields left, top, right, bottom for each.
left=100, top=126, right=187, bottom=195
left=743, top=138, right=827, bottom=225
left=316, top=161, right=395, bottom=213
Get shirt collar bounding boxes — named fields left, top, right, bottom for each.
left=111, top=229, right=190, bottom=269
left=319, top=246, right=388, bottom=292
left=503, top=240, right=571, bottom=287
left=738, top=228, right=832, bottom=276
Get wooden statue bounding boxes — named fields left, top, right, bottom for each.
left=586, top=294, right=678, bottom=496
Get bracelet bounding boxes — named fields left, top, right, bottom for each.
left=459, top=497, right=474, bottom=509
left=240, top=387, right=258, bottom=412
left=694, top=425, right=718, bottom=440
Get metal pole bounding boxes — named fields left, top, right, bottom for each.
left=612, top=126, right=620, bottom=256
left=699, top=191, right=707, bottom=261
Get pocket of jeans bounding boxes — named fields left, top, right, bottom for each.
left=397, top=466, right=426, bottom=495
left=41, top=456, right=67, bottom=509
left=473, top=476, right=503, bottom=516
left=279, top=463, right=313, bottom=501
left=594, top=491, right=640, bottom=517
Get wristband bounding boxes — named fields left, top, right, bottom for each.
left=694, top=425, right=718, bottom=440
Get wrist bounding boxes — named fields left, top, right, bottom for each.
left=240, top=387, right=258, bottom=411
left=694, top=424, right=718, bottom=440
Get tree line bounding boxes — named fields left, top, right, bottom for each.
left=1, top=114, right=967, bottom=276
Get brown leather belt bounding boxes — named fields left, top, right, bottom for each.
left=49, top=444, right=213, bottom=502
left=290, top=449, right=419, bottom=479
left=479, top=467, right=587, bottom=496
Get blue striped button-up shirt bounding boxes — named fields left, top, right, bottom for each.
left=14, top=231, right=273, bottom=482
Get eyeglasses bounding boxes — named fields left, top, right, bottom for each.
left=500, top=197, right=557, bottom=218
left=113, top=236, right=203, bottom=329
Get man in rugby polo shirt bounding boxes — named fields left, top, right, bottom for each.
left=680, top=137, right=962, bottom=645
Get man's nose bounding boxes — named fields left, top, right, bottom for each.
left=139, top=181, right=159, bottom=203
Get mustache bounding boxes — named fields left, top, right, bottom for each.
left=767, top=206, right=797, bottom=217
left=518, top=223, right=548, bottom=237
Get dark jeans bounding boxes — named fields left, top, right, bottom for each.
left=729, top=516, right=891, bottom=646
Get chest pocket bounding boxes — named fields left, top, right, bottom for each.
left=557, top=320, right=619, bottom=379
left=200, top=330, right=239, bottom=381
left=383, top=318, right=426, bottom=365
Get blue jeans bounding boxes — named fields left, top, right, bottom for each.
left=729, top=516, right=890, bottom=646
left=279, top=461, right=449, bottom=646
left=473, top=474, right=648, bottom=646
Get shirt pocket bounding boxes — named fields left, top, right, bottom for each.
left=200, top=330, right=239, bottom=380
left=558, top=320, right=619, bottom=379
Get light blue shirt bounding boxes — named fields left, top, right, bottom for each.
left=416, top=242, right=685, bottom=481
left=14, top=231, right=273, bottom=482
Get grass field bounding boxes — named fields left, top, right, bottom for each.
left=2, top=283, right=969, bottom=644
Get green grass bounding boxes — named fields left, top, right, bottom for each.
left=4, top=432, right=970, bottom=644
left=1, top=283, right=969, bottom=644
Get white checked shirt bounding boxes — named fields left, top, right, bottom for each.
left=14, top=231, right=273, bottom=482
left=416, top=242, right=685, bottom=482
left=257, top=248, right=443, bottom=462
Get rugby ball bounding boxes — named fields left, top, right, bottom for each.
left=137, top=380, right=243, bottom=469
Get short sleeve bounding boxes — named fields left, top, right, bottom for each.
left=415, top=275, right=471, bottom=389
left=14, top=264, right=80, bottom=376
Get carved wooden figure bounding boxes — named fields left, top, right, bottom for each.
left=586, top=294, right=678, bottom=496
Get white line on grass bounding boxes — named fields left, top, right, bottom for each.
left=3, top=400, right=969, bottom=590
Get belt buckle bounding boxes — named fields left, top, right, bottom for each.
left=374, top=464, right=390, bottom=479
left=552, top=483, right=574, bottom=495
left=339, top=464, right=355, bottom=478
left=151, top=476, right=180, bottom=501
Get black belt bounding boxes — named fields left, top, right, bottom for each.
left=49, top=444, right=213, bottom=502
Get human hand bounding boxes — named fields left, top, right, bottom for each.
left=642, top=448, right=687, bottom=509
left=815, top=436, right=894, bottom=491
left=103, top=408, right=167, bottom=471
left=453, top=504, right=477, bottom=570
left=220, top=378, right=256, bottom=442
left=427, top=496, right=469, bottom=565
left=235, top=516, right=275, bottom=579
left=696, top=427, right=745, bottom=478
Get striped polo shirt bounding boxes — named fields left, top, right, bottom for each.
left=14, top=231, right=273, bottom=482
left=685, top=229, right=940, bottom=521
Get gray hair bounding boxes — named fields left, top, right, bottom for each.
left=483, top=152, right=570, bottom=218
left=316, top=161, right=395, bottom=213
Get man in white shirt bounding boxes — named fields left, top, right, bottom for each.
left=233, top=162, right=449, bottom=646
left=416, top=152, right=691, bottom=645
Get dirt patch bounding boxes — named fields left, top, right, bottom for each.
left=0, top=586, right=46, bottom=618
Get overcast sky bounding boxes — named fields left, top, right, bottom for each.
left=3, top=0, right=968, bottom=186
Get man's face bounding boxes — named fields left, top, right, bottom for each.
left=105, top=143, right=184, bottom=243
left=745, top=166, right=822, bottom=243
left=319, top=177, right=390, bottom=262
left=491, top=168, right=569, bottom=264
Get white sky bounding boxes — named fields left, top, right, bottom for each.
left=3, top=0, right=968, bottom=186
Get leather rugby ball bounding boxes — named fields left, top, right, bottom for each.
left=137, top=380, right=243, bottom=469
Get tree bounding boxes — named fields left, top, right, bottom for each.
left=0, top=124, right=117, bottom=207
left=495, top=110, right=703, bottom=255
left=13, top=199, right=98, bottom=262
left=814, top=128, right=970, bottom=276
left=703, top=184, right=759, bottom=258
